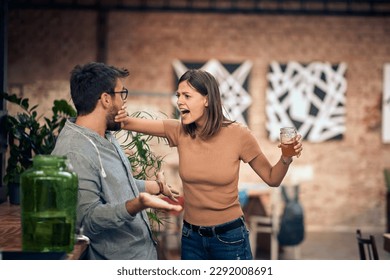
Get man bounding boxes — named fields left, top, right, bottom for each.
left=52, top=62, right=181, bottom=259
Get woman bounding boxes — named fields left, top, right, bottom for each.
left=115, top=69, right=303, bottom=260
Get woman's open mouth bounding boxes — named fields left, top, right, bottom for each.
left=180, top=109, right=190, bottom=117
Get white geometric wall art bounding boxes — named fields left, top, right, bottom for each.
left=383, top=64, right=390, bottom=143
left=266, top=61, right=348, bottom=142
left=172, top=59, right=253, bottom=125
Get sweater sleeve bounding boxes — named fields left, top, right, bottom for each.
left=239, top=125, right=263, bottom=163
left=162, top=119, right=181, bottom=147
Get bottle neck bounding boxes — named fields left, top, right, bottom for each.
left=32, top=155, right=67, bottom=169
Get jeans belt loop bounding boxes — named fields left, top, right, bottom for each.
left=197, top=226, right=203, bottom=236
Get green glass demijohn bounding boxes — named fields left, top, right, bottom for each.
left=20, top=155, right=78, bottom=253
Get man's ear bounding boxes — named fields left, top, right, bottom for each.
left=100, top=92, right=112, bottom=109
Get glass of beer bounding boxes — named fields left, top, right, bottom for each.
left=280, top=127, right=298, bottom=157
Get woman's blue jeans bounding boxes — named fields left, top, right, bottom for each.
left=181, top=216, right=253, bottom=260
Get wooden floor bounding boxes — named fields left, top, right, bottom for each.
left=0, top=201, right=22, bottom=251
left=0, top=201, right=88, bottom=259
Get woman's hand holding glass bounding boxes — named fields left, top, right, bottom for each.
left=278, top=134, right=303, bottom=158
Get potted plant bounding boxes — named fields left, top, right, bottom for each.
left=117, top=111, right=178, bottom=259
left=1, top=92, right=76, bottom=204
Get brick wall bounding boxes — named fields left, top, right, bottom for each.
left=7, top=9, right=390, bottom=231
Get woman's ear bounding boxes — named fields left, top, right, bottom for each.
left=204, top=96, right=209, bottom=107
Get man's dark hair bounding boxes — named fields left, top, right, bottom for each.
left=70, top=62, right=129, bottom=115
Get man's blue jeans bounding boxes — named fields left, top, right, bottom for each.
left=180, top=217, right=253, bottom=260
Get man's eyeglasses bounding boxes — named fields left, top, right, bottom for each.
left=110, top=88, right=128, bottom=100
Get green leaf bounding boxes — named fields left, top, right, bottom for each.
left=53, top=99, right=76, bottom=117
left=30, top=104, right=39, bottom=112
left=20, top=99, right=29, bottom=110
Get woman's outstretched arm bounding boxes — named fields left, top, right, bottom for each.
left=115, top=106, right=166, bottom=137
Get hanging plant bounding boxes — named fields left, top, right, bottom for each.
left=116, top=111, right=169, bottom=230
